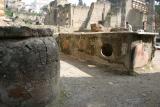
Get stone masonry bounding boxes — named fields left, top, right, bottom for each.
left=58, top=32, right=157, bottom=74
left=44, top=0, right=155, bottom=32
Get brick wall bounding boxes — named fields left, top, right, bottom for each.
left=87, top=2, right=111, bottom=29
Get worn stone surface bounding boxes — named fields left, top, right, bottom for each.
left=0, top=26, right=53, bottom=38
left=0, top=27, right=60, bottom=107
left=58, top=32, right=155, bottom=73
left=60, top=51, right=160, bottom=107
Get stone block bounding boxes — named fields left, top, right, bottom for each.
left=59, top=32, right=156, bottom=74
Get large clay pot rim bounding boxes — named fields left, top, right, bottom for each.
left=0, top=26, right=53, bottom=38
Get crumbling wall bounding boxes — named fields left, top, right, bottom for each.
left=147, top=0, right=155, bottom=32
left=57, top=4, right=71, bottom=27
left=70, top=5, right=90, bottom=30
left=126, top=9, right=144, bottom=30
left=86, top=2, right=111, bottom=29
left=125, top=0, right=146, bottom=31
left=44, top=0, right=153, bottom=32
left=44, top=1, right=57, bottom=25
left=103, top=0, right=148, bottom=31
left=107, top=0, right=122, bottom=28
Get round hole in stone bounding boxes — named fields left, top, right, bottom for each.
left=101, top=43, right=113, bottom=57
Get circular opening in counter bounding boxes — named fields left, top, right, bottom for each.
left=101, top=43, right=113, bottom=57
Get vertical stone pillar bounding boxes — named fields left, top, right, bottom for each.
left=120, top=0, right=126, bottom=27
left=147, top=0, right=155, bottom=32
left=152, top=0, right=156, bottom=32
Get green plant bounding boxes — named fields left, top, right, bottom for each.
left=5, top=9, right=13, bottom=17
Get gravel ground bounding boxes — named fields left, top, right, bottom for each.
left=59, top=50, right=160, bottom=107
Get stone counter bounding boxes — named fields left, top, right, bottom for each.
left=58, top=32, right=157, bottom=74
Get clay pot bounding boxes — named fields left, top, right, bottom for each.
left=0, top=26, right=60, bottom=107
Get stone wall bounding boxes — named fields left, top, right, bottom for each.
left=103, top=0, right=147, bottom=30
left=12, top=13, right=45, bottom=25
left=70, top=5, right=90, bottom=30
left=125, top=0, right=146, bottom=31
left=58, top=32, right=156, bottom=73
left=147, top=0, right=155, bottom=32
left=87, top=2, right=111, bottom=29
left=44, top=1, right=57, bottom=25
left=44, top=0, right=154, bottom=32
left=57, top=4, right=72, bottom=27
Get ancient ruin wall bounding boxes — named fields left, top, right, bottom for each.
left=44, top=0, right=154, bottom=32
left=86, top=2, right=111, bottom=29
left=76, top=0, right=147, bottom=31
left=57, top=4, right=71, bottom=27
left=44, top=1, right=58, bottom=25
left=126, top=0, right=145, bottom=30
left=70, top=5, right=90, bottom=30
